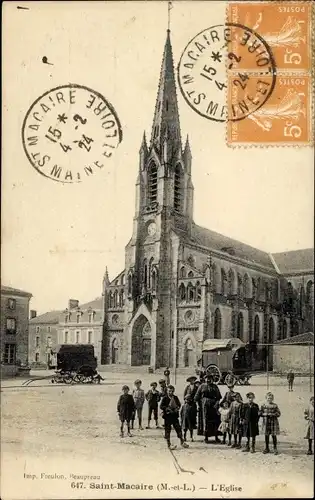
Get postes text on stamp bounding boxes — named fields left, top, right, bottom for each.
left=177, top=23, right=276, bottom=122
left=227, top=2, right=312, bottom=73
left=227, top=76, right=312, bottom=145
left=22, top=84, right=122, bottom=183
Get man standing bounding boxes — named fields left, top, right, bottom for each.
left=287, top=369, right=295, bottom=391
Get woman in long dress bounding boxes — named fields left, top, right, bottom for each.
left=194, top=374, right=222, bottom=443
left=183, top=376, right=198, bottom=431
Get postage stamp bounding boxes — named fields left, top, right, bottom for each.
left=177, top=23, right=276, bottom=122
left=22, top=84, right=123, bottom=183
left=227, top=75, right=312, bottom=145
left=227, top=2, right=313, bottom=73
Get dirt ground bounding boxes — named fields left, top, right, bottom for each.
left=1, top=371, right=314, bottom=499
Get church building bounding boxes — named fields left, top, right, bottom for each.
left=101, top=30, right=314, bottom=369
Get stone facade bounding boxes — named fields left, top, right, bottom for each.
left=1, top=285, right=32, bottom=376
left=29, top=310, right=61, bottom=367
left=101, top=31, right=314, bottom=370
left=58, top=298, right=104, bottom=365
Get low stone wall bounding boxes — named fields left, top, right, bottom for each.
left=273, top=345, right=314, bottom=375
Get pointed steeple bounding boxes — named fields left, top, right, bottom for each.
left=139, top=132, right=148, bottom=154
left=150, top=30, right=182, bottom=153
left=102, top=267, right=110, bottom=294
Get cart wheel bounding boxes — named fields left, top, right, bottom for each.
left=63, top=372, right=74, bottom=384
left=206, top=365, right=221, bottom=384
left=224, top=373, right=237, bottom=387
left=74, top=374, right=85, bottom=384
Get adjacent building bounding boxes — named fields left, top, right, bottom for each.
left=100, top=30, right=314, bottom=369
left=1, top=285, right=32, bottom=376
left=29, top=309, right=62, bottom=367
left=58, top=298, right=104, bottom=365
left=29, top=298, right=104, bottom=367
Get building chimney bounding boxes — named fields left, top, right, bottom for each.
left=68, top=299, right=79, bottom=310
left=30, top=310, right=37, bottom=319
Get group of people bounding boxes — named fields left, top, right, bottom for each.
left=116, top=371, right=314, bottom=454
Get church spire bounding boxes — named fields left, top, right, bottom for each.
left=150, top=29, right=182, bottom=153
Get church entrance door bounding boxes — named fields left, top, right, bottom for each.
left=131, top=315, right=152, bottom=366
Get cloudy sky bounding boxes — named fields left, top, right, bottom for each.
left=2, top=1, right=314, bottom=314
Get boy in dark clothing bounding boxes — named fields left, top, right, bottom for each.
left=287, top=370, right=295, bottom=391
left=117, top=385, right=135, bottom=437
left=145, top=382, right=161, bottom=429
left=181, top=394, right=196, bottom=442
left=240, top=392, right=260, bottom=453
left=160, top=385, right=189, bottom=450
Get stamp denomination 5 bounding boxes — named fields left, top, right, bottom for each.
left=227, top=76, right=311, bottom=145
left=22, top=84, right=122, bottom=183
left=228, top=2, right=312, bottom=72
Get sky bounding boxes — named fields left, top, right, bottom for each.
left=2, top=1, right=314, bottom=315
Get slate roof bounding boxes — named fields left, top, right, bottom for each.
left=271, top=249, right=314, bottom=274
left=72, top=297, right=103, bottom=310
left=184, top=223, right=275, bottom=270
left=29, top=311, right=62, bottom=324
left=1, top=285, right=32, bottom=297
left=275, top=332, right=314, bottom=345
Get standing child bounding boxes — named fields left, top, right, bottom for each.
left=117, top=385, right=135, bottom=437
left=164, top=367, right=171, bottom=386
left=160, top=385, right=189, bottom=450
left=132, top=379, right=145, bottom=430
left=304, top=396, right=314, bottom=455
left=287, top=369, right=295, bottom=392
left=218, top=401, right=231, bottom=445
left=240, top=392, right=260, bottom=453
left=180, top=395, right=196, bottom=442
left=145, top=382, right=161, bottom=429
left=229, top=392, right=243, bottom=448
left=260, top=392, right=281, bottom=455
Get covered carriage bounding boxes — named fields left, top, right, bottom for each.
left=201, top=338, right=252, bottom=385
left=50, top=344, right=99, bottom=384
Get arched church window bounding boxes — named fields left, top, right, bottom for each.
left=121, top=274, right=125, bottom=286
left=119, top=290, right=124, bottom=308
left=237, top=274, right=243, bottom=298
left=221, top=269, right=227, bottom=295
left=243, top=273, right=250, bottom=299
left=214, top=308, right=221, bottom=339
left=187, top=282, right=195, bottom=302
left=228, top=269, right=236, bottom=295
left=148, top=163, right=158, bottom=205
left=306, top=280, right=314, bottom=304
left=180, top=267, right=186, bottom=278
left=143, top=259, right=148, bottom=286
left=152, top=268, right=157, bottom=292
left=174, top=164, right=183, bottom=212
left=128, top=272, right=133, bottom=296
left=237, top=312, right=244, bottom=340
left=148, top=258, right=154, bottom=288
left=188, top=271, right=194, bottom=278
left=179, top=283, right=186, bottom=301
left=196, top=281, right=201, bottom=301
left=109, top=291, right=114, bottom=308
left=113, top=290, right=118, bottom=308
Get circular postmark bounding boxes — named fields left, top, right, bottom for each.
left=177, top=23, right=276, bottom=122
left=22, top=84, right=122, bottom=183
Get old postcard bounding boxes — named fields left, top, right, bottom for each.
left=1, top=1, right=314, bottom=499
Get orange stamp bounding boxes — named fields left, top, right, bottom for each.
left=227, top=2, right=313, bottom=72
left=227, top=75, right=312, bottom=145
